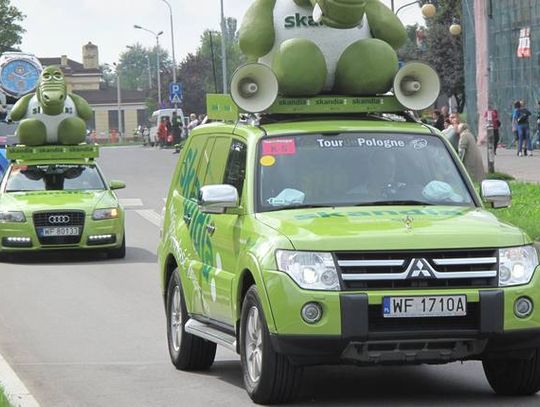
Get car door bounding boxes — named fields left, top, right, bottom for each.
left=201, top=137, right=248, bottom=326
left=169, top=135, right=215, bottom=317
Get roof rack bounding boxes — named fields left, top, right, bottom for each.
left=206, top=94, right=408, bottom=122
left=6, top=144, right=99, bottom=161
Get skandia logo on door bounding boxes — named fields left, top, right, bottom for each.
left=284, top=13, right=324, bottom=28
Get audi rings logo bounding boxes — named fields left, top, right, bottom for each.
left=48, top=215, right=70, bottom=224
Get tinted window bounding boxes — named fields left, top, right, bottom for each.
left=224, top=140, right=247, bottom=198
left=5, top=164, right=106, bottom=192
left=258, top=133, right=474, bottom=211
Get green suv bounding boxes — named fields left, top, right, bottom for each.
left=0, top=145, right=126, bottom=259
left=159, top=96, right=540, bottom=404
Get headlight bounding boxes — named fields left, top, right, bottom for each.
left=499, top=246, right=539, bottom=287
left=0, top=211, right=26, bottom=223
left=92, top=208, right=120, bottom=220
left=276, top=250, right=340, bottom=291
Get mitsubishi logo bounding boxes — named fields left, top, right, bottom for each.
left=405, top=258, right=437, bottom=279
left=48, top=215, right=70, bottom=224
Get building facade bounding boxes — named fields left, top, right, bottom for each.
left=39, top=42, right=148, bottom=139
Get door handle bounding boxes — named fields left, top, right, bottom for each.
left=183, top=214, right=192, bottom=226
left=206, top=223, right=216, bottom=236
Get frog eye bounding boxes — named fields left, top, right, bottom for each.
left=42, top=73, right=52, bottom=81
left=53, top=72, right=63, bottom=80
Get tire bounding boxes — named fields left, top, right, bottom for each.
left=483, top=348, right=540, bottom=396
left=240, top=285, right=302, bottom=404
left=166, top=269, right=216, bottom=370
left=108, top=234, right=126, bottom=259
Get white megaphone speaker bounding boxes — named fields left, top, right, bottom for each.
left=393, top=62, right=441, bottom=111
left=230, top=63, right=279, bottom=113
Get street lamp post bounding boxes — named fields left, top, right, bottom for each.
left=395, top=0, right=436, bottom=17
left=160, top=0, right=177, bottom=84
left=112, top=62, right=123, bottom=142
left=134, top=25, right=164, bottom=106
left=220, top=0, right=228, bottom=94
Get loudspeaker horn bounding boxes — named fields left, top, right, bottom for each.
left=230, top=63, right=279, bottom=113
left=393, top=62, right=440, bottom=111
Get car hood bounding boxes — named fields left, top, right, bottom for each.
left=0, top=190, right=118, bottom=214
left=256, top=206, right=528, bottom=251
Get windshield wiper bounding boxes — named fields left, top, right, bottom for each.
left=353, top=200, right=435, bottom=207
left=266, top=204, right=334, bottom=211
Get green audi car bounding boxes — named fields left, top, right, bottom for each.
left=0, top=145, right=126, bottom=260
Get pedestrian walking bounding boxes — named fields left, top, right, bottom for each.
left=484, top=107, right=501, bottom=154
left=171, top=112, right=183, bottom=145
left=432, top=110, right=445, bottom=131
left=513, top=101, right=532, bottom=156
left=457, top=123, right=485, bottom=182
left=442, top=112, right=460, bottom=152
left=158, top=117, right=169, bottom=148
left=186, top=113, right=200, bottom=137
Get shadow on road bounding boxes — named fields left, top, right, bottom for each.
left=0, top=246, right=157, bottom=265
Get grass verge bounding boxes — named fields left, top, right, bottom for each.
left=0, top=387, right=12, bottom=407
left=488, top=182, right=540, bottom=241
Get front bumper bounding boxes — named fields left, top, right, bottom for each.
left=0, top=215, right=124, bottom=252
left=263, top=270, right=540, bottom=366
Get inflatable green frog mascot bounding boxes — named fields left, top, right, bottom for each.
left=239, top=0, right=408, bottom=96
left=9, top=66, right=93, bottom=146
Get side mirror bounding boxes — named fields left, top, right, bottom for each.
left=198, top=184, right=239, bottom=214
left=109, top=180, right=126, bottom=190
left=481, top=180, right=511, bottom=209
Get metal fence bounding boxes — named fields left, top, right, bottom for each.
left=464, top=0, right=540, bottom=146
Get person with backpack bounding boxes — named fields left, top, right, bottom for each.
left=513, top=100, right=532, bottom=156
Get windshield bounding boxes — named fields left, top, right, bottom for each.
left=5, top=164, right=106, bottom=192
left=257, top=133, right=475, bottom=212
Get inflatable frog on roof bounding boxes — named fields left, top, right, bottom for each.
left=9, top=66, right=93, bottom=146
left=239, top=0, right=408, bottom=96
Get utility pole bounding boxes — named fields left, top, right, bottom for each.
left=113, top=62, right=123, bottom=142
left=220, top=0, right=228, bottom=94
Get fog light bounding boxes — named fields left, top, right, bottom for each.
left=87, top=234, right=116, bottom=245
left=301, top=302, right=323, bottom=324
left=514, top=297, right=533, bottom=319
left=2, top=237, right=32, bottom=247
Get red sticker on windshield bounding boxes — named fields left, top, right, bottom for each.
left=262, top=139, right=296, bottom=156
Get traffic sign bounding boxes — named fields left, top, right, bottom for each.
left=169, top=82, right=183, bottom=104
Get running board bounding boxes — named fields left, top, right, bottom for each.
left=185, top=319, right=237, bottom=352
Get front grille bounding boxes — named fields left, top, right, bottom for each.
left=336, top=249, right=498, bottom=290
left=33, top=211, right=85, bottom=245
left=368, top=302, right=480, bottom=332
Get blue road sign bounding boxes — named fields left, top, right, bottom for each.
left=169, top=82, right=183, bottom=104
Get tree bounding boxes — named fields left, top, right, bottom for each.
left=398, top=24, right=428, bottom=63
left=118, top=44, right=171, bottom=93
left=0, top=0, right=25, bottom=54
left=178, top=53, right=211, bottom=114
left=419, top=0, right=465, bottom=112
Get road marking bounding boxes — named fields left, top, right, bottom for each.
left=119, top=198, right=144, bottom=208
left=135, top=209, right=162, bottom=227
left=0, top=351, right=40, bottom=407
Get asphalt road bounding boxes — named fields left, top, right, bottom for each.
left=0, top=146, right=538, bottom=407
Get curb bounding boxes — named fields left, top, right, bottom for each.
left=0, top=352, right=39, bottom=407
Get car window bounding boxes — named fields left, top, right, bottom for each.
left=224, top=139, right=247, bottom=199
left=204, top=137, right=231, bottom=186
left=5, top=164, right=106, bottom=192
left=257, top=133, right=474, bottom=211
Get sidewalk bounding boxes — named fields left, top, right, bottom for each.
left=481, top=146, right=540, bottom=183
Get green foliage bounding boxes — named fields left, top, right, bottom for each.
left=0, top=0, right=25, bottom=54
left=178, top=17, right=246, bottom=114
left=485, top=171, right=515, bottom=181
left=418, top=0, right=465, bottom=112
left=119, top=44, right=171, bottom=93
left=488, top=182, right=540, bottom=241
left=398, top=24, right=428, bottom=62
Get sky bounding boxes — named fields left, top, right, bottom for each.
left=11, top=0, right=425, bottom=66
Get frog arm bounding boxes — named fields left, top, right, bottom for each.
left=70, top=93, right=93, bottom=121
left=239, top=0, right=277, bottom=62
left=365, top=0, right=407, bottom=50
left=8, top=94, right=33, bottom=121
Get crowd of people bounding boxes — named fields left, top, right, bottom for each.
left=156, top=112, right=205, bottom=148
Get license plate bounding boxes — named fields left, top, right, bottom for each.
left=383, top=295, right=467, bottom=318
left=38, top=227, right=80, bottom=237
